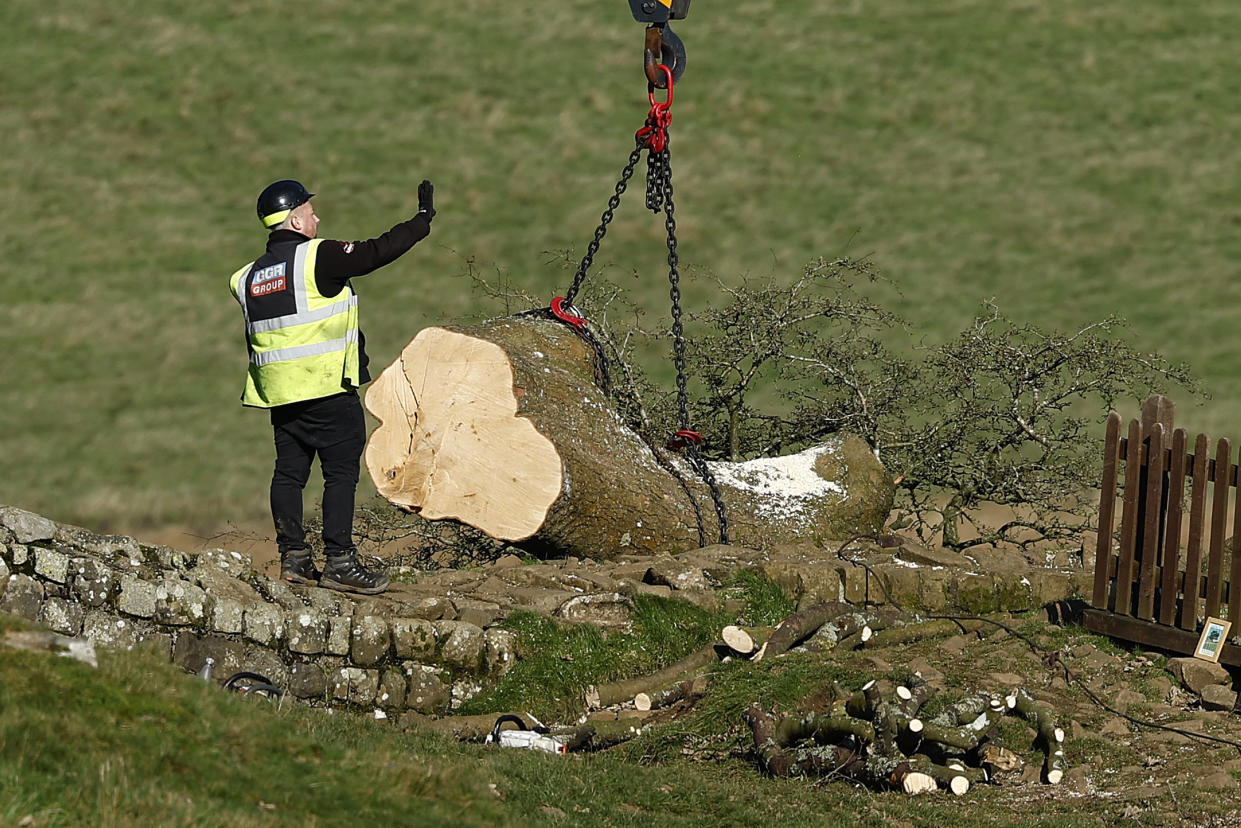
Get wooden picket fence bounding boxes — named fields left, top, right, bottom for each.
left=1083, top=395, right=1241, bottom=665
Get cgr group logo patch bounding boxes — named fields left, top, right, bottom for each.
left=250, top=262, right=288, bottom=297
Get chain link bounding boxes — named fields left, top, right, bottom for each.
left=563, top=147, right=645, bottom=309
left=651, top=146, right=731, bottom=544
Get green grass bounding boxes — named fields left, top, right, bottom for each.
left=0, top=615, right=1076, bottom=828
left=460, top=595, right=730, bottom=721
left=461, top=575, right=799, bottom=720
left=12, top=610, right=1236, bottom=826
left=4, top=0, right=1241, bottom=531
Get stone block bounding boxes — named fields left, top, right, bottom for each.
left=188, top=563, right=262, bottom=606
left=643, top=560, right=713, bottom=591
left=148, top=545, right=190, bottom=570
left=914, top=568, right=954, bottom=611
left=326, top=614, right=352, bottom=656
left=244, top=603, right=285, bottom=647
left=9, top=544, right=29, bottom=568
left=132, top=630, right=173, bottom=658
left=1025, top=570, right=1074, bottom=605
left=288, top=661, right=329, bottom=699
left=378, top=668, right=407, bottom=711
left=258, top=577, right=305, bottom=611
left=412, top=596, right=458, bottom=620
left=117, top=576, right=158, bottom=618
left=33, top=548, right=71, bottom=584
left=434, top=620, right=486, bottom=672
left=877, top=566, right=920, bottom=608
left=555, top=592, right=633, bottom=630
left=951, top=572, right=1002, bottom=614
left=840, top=561, right=871, bottom=604
left=809, top=565, right=852, bottom=605
left=286, top=610, right=329, bottom=655
left=153, top=580, right=210, bottom=626
left=391, top=617, right=437, bottom=661
left=241, top=647, right=289, bottom=687
left=332, top=666, right=378, bottom=705
left=675, top=590, right=721, bottom=613
left=211, top=599, right=247, bottom=635
left=1169, top=657, right=1231, bottom=695
left=484, top=628, right=519, bottom=677
left=83, top=612, right=141, bottom=650
left=451, top=599, right=499, bottom=628
left=54, top=525, right=142, bottom=561
left=39, top=597, right=85, bottom=635
left=196, top=547, right=252, bottom=575
left=0, top=507, right=56, bottom=544
left=0, top=557, right=8, bottom=600
left=71, top=559, right=119, bottom=608
left=1200, top=684, right=1238, bottom=711
left=403, top=664, right=450, bottom=714
left=0, top=574, right=43, bottom=621
left=172, top=632, right=245, bottom=680
left=351, top=616, right=392, bottom=666
left=758, top=562, right=803, bottom=601
left=506, top=587, right=577, bottom=615
left=301, top=587, right=352, bottom=615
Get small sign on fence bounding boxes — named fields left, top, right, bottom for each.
left=1195, top=618, right=1231, bottom=663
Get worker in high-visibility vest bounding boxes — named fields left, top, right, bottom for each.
left=229, top=178, right=435, bottom=594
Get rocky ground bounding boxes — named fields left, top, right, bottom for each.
left=10, top=507, right=1241, bottom=823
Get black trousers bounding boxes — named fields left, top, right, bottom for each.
left=269, top=391, right=365, bottom=556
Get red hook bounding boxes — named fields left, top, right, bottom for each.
left=666, top=429, right=703, bottom=451
left=550, top=296, right=588, bottom=330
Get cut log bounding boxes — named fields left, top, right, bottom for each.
left=755, top=601, right=853, bottom=661
left=721, top=625, right=771, bottom=657
left=1013, top=689, right=1066, bottom=784
left=633, top=675, right=707, bottom=711
left=585, top=644, right=720, bottom=709
left=364, top=318, right=893, bottom=558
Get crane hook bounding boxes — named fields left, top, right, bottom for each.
left=644, top=24, right=686, bottom=87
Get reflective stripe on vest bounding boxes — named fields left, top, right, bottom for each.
left=249, top=329, right=359, bottom=366
left=229, top=239, right=361, bottom=408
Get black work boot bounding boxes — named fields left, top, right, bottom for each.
left=280, top=548, right=320, bottom=586
left=321, top=550, right=390, bottom=595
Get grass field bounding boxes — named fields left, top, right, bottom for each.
left=4, top=0, right=1241, bottom=531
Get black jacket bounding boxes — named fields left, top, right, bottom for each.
left=264, top=212, right=431, bottom=384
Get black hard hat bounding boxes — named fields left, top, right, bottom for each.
left=256, top=179, right=315, bottom=228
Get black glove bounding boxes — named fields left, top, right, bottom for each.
left=418, top=179, right=435, bottom=220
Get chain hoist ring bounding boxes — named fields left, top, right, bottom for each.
left=636, top=67, right=675, bottom=153
left=550, top=296, right=588, bottom=330
left=647, top=65, right=675, bottom=107
left=666, top=429, right=703, bottom=450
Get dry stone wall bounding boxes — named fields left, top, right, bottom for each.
left=0, top=505, right=516, bottom=716
left=0, top=504, right=1095, bottom=717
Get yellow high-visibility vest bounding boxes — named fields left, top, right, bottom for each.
left=229, top=239, right=361, bottom=408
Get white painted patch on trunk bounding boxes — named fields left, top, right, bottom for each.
left=707, top=443, right=846, bottom=520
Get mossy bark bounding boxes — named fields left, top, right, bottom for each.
left=366, top=316, right=894, bottom=559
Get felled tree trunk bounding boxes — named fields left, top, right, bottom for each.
left=364, top=317, right=893, bottom=559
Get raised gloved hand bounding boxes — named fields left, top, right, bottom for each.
left=418, top=179, right=435, bottom=220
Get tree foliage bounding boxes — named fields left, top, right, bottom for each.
left=586, top=258, right=1195, bottom=552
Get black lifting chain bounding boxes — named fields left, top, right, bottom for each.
left=563, top=147, right=644, bottom=310
left=515, top=149, right=644, bottom=396
left=646, top=145, right=731, bottom=545
left=536, top=97, right=732, bottom=547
